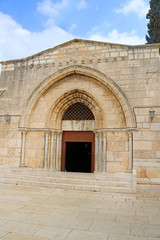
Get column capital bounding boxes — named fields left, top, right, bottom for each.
left=57, top=130, right=63, bottom=135
left=20, top=129, right=28, bottom=134
left=94, top=129, right=108, bottom=135
left=50, top=130, right=63, bottom=135
left=93, top=130, right=100, bottom=136
left=128, top=132, right=133, bottom=137
left=44, top=130, right=51, bottom=135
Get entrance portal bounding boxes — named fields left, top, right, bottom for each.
left=61, top=131, right=95, bottom=173
left=66, top=142, right=92, bottom=173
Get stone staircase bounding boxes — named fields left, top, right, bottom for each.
left=0, top=166, right=137, bottom=193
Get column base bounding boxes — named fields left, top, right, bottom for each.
left=19, top=164, right=27, bottom=167
left=43, top=167, right=48, bottom=170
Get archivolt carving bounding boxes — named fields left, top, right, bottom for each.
left=46, top=89, right=103, bottom=129
left=19, top=65, right=136, bottom=128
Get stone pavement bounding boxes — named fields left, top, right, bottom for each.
left=0, top=184, right=160, bottom=240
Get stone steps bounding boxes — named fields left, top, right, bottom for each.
left=0, top=167, right=136, bottom=193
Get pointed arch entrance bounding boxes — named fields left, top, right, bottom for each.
left=61, top=101, right=95, bottom=173
left=19, top=65, right=136, bottom=174
left=46, top=89, right=102, bottom=173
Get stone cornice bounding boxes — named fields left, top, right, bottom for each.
left=1, top=38, right=160, bottom=64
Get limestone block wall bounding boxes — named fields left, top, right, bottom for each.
left=0, top=39, right=159, bottom=179
left=25, top=131, right=44, bottom=168
left=134, top=107, right=160, bottom=180
left=0, top=39, right=159, bottom=117
left=0, top=116, right=21, bottom=166
left=107, top=132, right=129, bottom=173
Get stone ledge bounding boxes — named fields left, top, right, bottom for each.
left=137, top=177, right=160, bottom=185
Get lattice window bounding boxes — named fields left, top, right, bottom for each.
left=62, top=102, right=95, bottom=120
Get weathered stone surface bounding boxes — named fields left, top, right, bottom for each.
left=0, top=184, right=159, bottom=240
left=0, top=39, right=160, bottom=180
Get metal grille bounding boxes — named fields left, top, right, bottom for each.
left=62, top=102, right=95, bottom=120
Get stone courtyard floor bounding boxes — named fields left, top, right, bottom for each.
left=0, top=184, right=160, bottom=240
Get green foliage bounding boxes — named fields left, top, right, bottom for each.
left=146, top=0, right=160, bottom=44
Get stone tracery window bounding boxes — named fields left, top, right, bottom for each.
left=62, top=102, right=95, bottom=120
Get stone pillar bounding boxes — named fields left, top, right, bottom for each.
left=102, top=132, right=107, bottom=172
left=94, top=132, right=99, bottom=172
left=55, top=131, right=62, bottom=171
left=50, top=132, right=56, bottom=170
left=128, top=132, right=133, bottom=171
left=20, top=131, right=27, bottom=167
left=59, top=131, right=63, bottom=170
left=55, top=133, right=59, bottom=170
left=98, top=132, right=102, bottom=172
left=94, top=131, right=106, bottom=172
left=44, top=132, right=49, bottom=169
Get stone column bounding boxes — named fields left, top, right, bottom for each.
left=55, top=131, right=62, bottom=171
left=94, top=131, right=105, bottom=172
left=44, top=132, right=49, bottom=169
left=98, top=132, right=102, bottom=172
left=50, top=132, right=56, bottom=170
left=102, top=132, right=107, bottom=172
left=128, top=132, right=133, bottom=171
left=55, top=133, right=59, bottom=170
left=58, top=131, right=63, bottom=171
left=94, top=132, right=99, bottom=172
left=20, top=131, right=27, bottom=167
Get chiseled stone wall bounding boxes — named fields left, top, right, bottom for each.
left=133, top=107, right=160, bottom=179
left=25, top=131, right=44, bottom=168
left=0, top=116, right=21, bottom=166
left=107, top=132, right=129, bottom=173
left=0, top=39, right=160, bottom=179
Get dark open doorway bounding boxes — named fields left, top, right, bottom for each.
left=61, top=131, right=95, bottom=173
left=66, top=142, right=92, bottom=173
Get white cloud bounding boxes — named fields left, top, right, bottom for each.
left=115, top=0, right=149, bottom=19
left=89, top=29, right=145, bottom=45
left=37, top=0, right=69, bottom=18
left=69, top=23, right=77, bottom=32
left=0, top=11, right=74, bottom=61
left=76, top=0, right=88, bottom=10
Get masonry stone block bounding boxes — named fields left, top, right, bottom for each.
left=0, top=39, right=159, bottom=180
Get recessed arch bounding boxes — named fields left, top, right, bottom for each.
left=19, top=65, right=136, bottom=128
left=46, top=89, right=103, bottom=129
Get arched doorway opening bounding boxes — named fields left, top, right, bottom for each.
left=19, top=66, right=136, bottom=174
left=61, top=102, right=95, bottom=173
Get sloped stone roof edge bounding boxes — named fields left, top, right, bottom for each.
left=1, top=38, right=160, bottom=64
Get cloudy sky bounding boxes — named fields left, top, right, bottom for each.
left=0, top=0, right=149, bottom=61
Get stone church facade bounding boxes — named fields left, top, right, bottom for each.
left=0, top=39, right=160, bottom=184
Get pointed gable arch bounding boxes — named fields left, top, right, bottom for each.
left=19, top=65, right=136, bottom=129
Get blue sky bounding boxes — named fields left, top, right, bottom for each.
left=0, top=0, right=149, bottom=61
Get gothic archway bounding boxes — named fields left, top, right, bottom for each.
left=46, top=89, right=103, bottom=129
left=19, top=65, right=136, bottom=129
